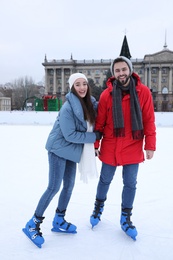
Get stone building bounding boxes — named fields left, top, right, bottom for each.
left=0, top=97, right=11, bottom=111
left=42, top=39, right=173, bottom=112
left=42, top=55, right=110, bottom=101
left=134, top=47, right=173, bottom=112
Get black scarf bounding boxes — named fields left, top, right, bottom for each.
left=112, top=76, right=144, bottom=139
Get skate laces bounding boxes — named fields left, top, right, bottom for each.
left=122, top=212, right=135, bottom=230
left=92, top=203, right=104, bottom=219
left=30, top=217, right=43, bottom=237
left=60, top=219, right=71, bottom=230
left=55, top=209, right=75, bottom=231
left=57, top=216, right=72, bottom=229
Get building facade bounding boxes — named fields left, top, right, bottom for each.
left=0, top=97, right=11, bottom=111
left=42, top=46, right=173, bottom=112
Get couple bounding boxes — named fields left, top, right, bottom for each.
left=22, top=56, right=156, bottom=247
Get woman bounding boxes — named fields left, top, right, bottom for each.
left=22, top=73, right=102, bottom=248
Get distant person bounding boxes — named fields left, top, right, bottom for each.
left=22, top=73, right=102, bottom=248
left=90, top=56, right=156, bottom=240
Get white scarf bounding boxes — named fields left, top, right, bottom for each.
left=78, top=122, right=98, bottom=183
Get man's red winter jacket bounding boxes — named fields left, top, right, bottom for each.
left=94, top=73, right=156, bottom=166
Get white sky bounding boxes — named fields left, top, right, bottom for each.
left=0, top=0, right=173, bottom=84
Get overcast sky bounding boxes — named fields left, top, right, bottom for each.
left=0, top=0, right=173, bottom=84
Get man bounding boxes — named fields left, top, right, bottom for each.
left=90, top=56, right=156, bottom=240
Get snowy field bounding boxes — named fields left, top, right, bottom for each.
left=0, top=112, right=173, bottom=260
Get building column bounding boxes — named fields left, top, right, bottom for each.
left=53, top=69, right=57, bottom=95
left=158, top=66, right=162, bottom=93
left=148, top=66, right=151, bottom=89
left=61, top=68, right=65, bottom=102
left=169, top=66, right=172, bottom=92
left=44, top=68, right=48, bottom=95
left=144, top=67, right=147, bottom=86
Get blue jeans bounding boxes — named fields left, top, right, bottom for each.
left=96, top=162, right=139, bottom=209
left=35, top=152, right=76, bottom=217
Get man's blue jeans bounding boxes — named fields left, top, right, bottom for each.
left=96, top=162, right=139, bottom=209
left=35, top=152, right=76, bottom=217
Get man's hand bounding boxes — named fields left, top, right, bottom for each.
left=146, top=150, right=154, bottom=160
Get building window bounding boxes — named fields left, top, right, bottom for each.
left=163, top=95, right=168, bottom=101
left=95, top=70, right=100, bottom=75
left=162, top=77, right=167, bottom=83
left=48, top=69, right=54, bottom=75
left=95, top=77, right=100, bottom=84
left=151, top=68, right=157, bottom=74
left=152, top=78, right=157, bottom=83
left=152, top=86, right=157, bottom=92
left=152, top=95, right=156, bottom=101
left=162, top=67, right=167, bottom=74
left=162, top=86, right=168, bottom=94
left=64, top=69, right=70, bottom=75
left=50, top=79, right=53, bottom=84
left=140, top=77, right=144, bottom=84
left=57, top=69, right=61, bottom=75
left=66, top=78, right=69, bottom=84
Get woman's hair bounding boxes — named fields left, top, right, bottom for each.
left=71, top=84, right=96, bottom=125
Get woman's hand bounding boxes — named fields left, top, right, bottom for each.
left=95, top=149, right=100, bottom=157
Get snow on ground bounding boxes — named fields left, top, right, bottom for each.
left=0, top=112, right=173, bottom=260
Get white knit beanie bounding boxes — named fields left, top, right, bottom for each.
left=68, top=73, right=88, bottom=89
left=110, top=56, right=133, bottom=76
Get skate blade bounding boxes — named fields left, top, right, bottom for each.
left=124, top=232, right=137, bottom=241
left=130, top=236, right=137, bottom=241
left=22, top=228, right=42, bottom=248
left=128, top=231, right=137, bottom=241
left=121, top=227, right=137, bottom=241
left=51, top=227, right=77, bottom=234
left=91, top=224, right=96, bottom=230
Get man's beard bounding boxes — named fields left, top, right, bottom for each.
left=117, top=75, right=130, bottom=86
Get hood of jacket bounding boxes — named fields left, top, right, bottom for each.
left=65, top=92, right=85, bottom=123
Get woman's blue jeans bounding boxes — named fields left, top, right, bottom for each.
left=35, top=152, right=76, bottom=217
left=96, top=162, right=139, bottom=209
